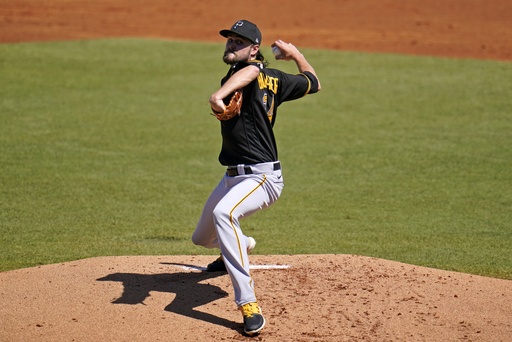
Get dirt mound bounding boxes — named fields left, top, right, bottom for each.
left=1, top=255, right=510, bottom=341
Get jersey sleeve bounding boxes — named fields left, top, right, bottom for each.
left=275, top=70, right=316, bottom=102
left=302, top=71, right=319, bottom=94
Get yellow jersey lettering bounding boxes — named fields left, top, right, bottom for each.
left=257, top=73, right=279, bottom=94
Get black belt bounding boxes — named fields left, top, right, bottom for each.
left=226, top=162, right=281, bottom=177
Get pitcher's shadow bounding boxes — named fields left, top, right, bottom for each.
left=97, top=263, right=240, bottom=333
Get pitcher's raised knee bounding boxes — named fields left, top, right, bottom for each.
left=212, top=206, right=233, bottom=232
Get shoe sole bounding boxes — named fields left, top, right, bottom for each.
left=244, top=317, right=265, bottom=336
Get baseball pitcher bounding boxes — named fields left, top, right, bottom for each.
left=192, top=19, right=321, bottom=336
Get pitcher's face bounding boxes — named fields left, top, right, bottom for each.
left=223, top=35, right=259, bottom=64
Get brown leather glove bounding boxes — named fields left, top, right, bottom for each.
left=212, top=90, right=243, bottom=121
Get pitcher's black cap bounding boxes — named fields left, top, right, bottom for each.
left=220, top=20, right=262, bottom=45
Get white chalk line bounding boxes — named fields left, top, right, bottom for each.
left=173, top=264, right=291, bottom=272
left=251, top=264, right=291, bottom=270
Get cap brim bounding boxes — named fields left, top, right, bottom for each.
left=219, top=29, right=232, bottom=38
left=219, top=29, right=258, bottom=44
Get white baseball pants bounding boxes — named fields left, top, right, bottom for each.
left=192, top=161, right=284, bottom=306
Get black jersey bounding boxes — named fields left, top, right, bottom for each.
left=218, top=60, right=319, bottom=166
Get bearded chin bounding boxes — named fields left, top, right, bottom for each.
left=223, top=52, right=237, bottom=65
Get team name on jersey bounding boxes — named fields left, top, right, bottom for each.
left=257, top=73, right=279, bottom=93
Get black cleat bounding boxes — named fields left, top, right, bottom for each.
left=240, top=302, right=265, bottom=336
left=205, top=238, right=256, bottom=272
left=205, top=255, right=227, bottom=272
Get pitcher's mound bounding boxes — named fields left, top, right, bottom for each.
left=1, top=255, right=510, bottom=341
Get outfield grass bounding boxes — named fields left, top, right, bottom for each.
left=1, top=39, right=511, bottom=278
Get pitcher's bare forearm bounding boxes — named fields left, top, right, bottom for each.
left=210, top=65, right=260, bottom=112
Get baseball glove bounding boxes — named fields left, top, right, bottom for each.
left=212, top=90, right=243, bottom=121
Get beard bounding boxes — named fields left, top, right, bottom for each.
left=223, top=50, right=248, bottom=65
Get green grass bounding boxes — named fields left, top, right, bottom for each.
left=1, top=39, right=511, bottom=279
